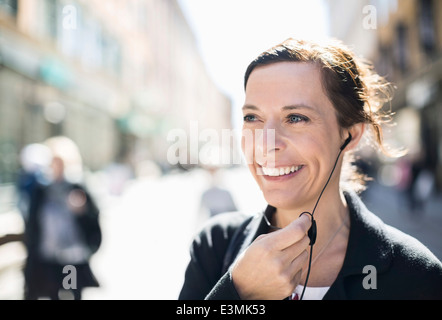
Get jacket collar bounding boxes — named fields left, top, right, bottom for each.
left=238, top=190, right=393, bottom=298
left=236, top=207, right=273, bottom=256
left=339, top=190, right=392, bottom=275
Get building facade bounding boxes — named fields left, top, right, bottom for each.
left=373, top=0, right=442, bottom=190
left=0, top=0, right=232, bottom=183
left=326, top=0, right=442, bottom=189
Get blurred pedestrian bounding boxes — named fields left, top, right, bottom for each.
left=23, top=136, right=102, bottom=300
left=200, top=166, right=237, bottom=218
left=405, top=151, right=435, bottom=215
left=180, top=38, right=442, bottom=300
left=411, top=166, right=435, bottom=214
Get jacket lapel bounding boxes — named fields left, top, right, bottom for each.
left=234, top=206, right=275, bottom=260
left=324, top=191, right=393, bottom=299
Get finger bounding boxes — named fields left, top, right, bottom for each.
left=286, top=259, right=306, bottom=296
left=289, top=249, right=309, bottom=278
left=292, top=269, right=303, bottom=289
left=253, top=233, right=272, bottom=245
left=281, top=234, right=310, bottom=263
left=271, top=214, right=312, bottom=250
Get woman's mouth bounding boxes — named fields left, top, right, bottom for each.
left=258, top=165, right=305, bottom=180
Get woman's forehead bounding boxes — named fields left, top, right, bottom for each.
left=244, top=62, right=333, bottom=115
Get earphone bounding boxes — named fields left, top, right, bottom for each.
left=298, top=133, right=352, bottom=300
left=340, top=133, right=353, bottom=151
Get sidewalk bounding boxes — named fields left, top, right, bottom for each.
left=361, top=181, right=442, bottom=260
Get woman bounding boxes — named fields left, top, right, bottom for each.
left=179, top=38, right=442, bottom=300
left=24, top=136, right=102, bottom=300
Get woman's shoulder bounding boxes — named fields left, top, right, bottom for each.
left=195, top=211, right=254, bottom=243
left=384, top=223, right=442, bottom=272
left=186, top=212, right=255, bottom=277
left=205, top=211, right=254, bottom=227
left=346, top=189, right=441, bottom=269
left=381, top=224, right=442, bottom=298
left=344, top=190, right=442, bottom=297
left=188, top=211, right=256, bottom=260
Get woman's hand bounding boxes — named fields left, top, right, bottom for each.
left=231, top=214, right=311, bottom=300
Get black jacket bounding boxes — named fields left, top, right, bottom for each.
left=179, top=191, right=442, bottom=300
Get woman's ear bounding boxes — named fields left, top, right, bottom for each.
left=345, top=123, right=365, bottom=151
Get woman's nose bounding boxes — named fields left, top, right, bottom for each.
left=255, top=124, right=287, bottom=164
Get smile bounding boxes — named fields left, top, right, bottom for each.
left=261, top=165, right=304, bottom=177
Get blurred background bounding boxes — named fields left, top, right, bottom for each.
left=0, top=0, right=441, bottom=299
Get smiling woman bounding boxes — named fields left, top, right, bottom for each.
left=179, top=38, right=442, bottom=301
left=243, top=39, right=398, bottom=193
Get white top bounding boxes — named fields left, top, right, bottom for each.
left=291, top=285, right=330, bottom=300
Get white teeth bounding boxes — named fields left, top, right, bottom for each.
left=261, top=165, right=303, bottom=177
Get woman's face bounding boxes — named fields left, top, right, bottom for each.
left=242, top=62, right=345, bottom=211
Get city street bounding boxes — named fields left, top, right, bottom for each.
left=78, top=169, right=263, bottom=300
left=79, top=167, right=264, bottom=300
left=0, top=166, right=441, bottom=300
left=0, top=166, right=264, bottom=300
left=1, top=0, right=441, bottom=303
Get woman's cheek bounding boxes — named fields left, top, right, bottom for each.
left=241, top=130, right=255, bottom=167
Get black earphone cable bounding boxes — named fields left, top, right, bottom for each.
left=311, top=145, right=345, bottom=218
left=299, top=144, right=345, bottom=300
left=299, top=134, right=351, bottom=300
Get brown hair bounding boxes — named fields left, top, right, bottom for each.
left=244, top=38, right=402, bottom=192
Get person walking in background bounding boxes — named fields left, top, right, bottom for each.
left=200, top=165, right=238, bottom=218
left=403, top=150, right=435, bottom=215
left=23, top=136, right=102, bottom=300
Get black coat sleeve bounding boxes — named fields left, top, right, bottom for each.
left=178, top=212, right=249, bottom=300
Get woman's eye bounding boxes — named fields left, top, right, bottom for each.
left=288, top=114, right=308, bottom=124
left=243, top=114, right=257, bottom=122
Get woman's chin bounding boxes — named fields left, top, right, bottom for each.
left=262, top=190, right=307, bottom=211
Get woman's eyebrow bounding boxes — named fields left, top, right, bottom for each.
left=242, top=104, right=259, bottom=111
left=242, top=104, right=316, bottom=111
left=282, top=104, right=315, bottom=111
